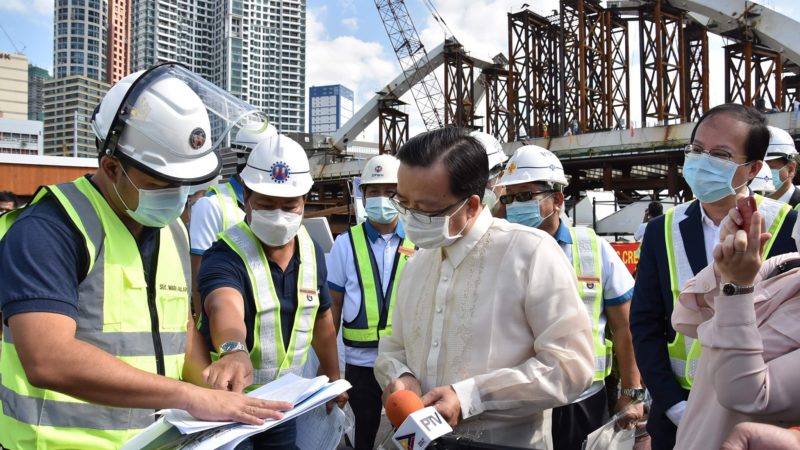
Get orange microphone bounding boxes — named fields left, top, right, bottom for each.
left=385, top=389, right=425, bottom=428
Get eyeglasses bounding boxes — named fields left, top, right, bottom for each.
left=388, top=193, right=468, bottom=224
left=683, top=144, right=745, bottom=163
left=499, top=190, right=554, bottom=205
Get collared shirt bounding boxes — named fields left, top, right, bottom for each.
left=375, top=208, right=594, bottom=449
left=554, top=221, right=635, bottom=401
left=699, top=204, right=720, bottom=265
left=190, top=177, right=245, bottom=255
left=672, top=252, right=800, bottom=450
left=327, top=219, right=406, bottom=367
left=776, top=185, right=798, bottom=205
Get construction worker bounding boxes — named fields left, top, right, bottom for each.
left=765, top=125, right=800, bottom=208
left=470, top=130, right=508, bottom=216
left=0, top=63, right=291, bottom=449
left=189, top=124, right=277, bottom=317
left=630, top=104, right=798, bottom=450
left=193, top=134, right=347, bottom=449
left=327, top=154, right=414, bottom=449
left=497, top=145, right=643, bottom=450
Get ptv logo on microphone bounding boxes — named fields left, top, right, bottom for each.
left=394, top=407, right=453, bottom=450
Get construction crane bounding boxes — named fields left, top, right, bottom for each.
left=374, top=0, right=446, bottom=131
left=0, top=23, right=25, bottom=54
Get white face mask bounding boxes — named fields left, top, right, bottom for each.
left=249, top=208, right=303, bottom=246
left=398, top=199, right=469, bottom=249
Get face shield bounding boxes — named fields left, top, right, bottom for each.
left=95, top=62, right=270, bottom=184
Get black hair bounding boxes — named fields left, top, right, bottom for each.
left=647, top=201, right=663, bottom=218
left=690, top=104, right=770, bottom=162
left=0, top=191, right=18, bottom=207
left=396, top=127, right=489, bottom=200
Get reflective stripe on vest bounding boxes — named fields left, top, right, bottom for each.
left=0, top=177, right=190, bottom=449
left=221, top=222, right=319, bottom=386
left=208, top=181, right=245, bottom=231
left=665, top=195, right=789, bottom=389
left=342, top=224, right=415, bottom=348
left=567, top=227, right=613, bottom=381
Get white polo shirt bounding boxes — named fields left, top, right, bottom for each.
left=327, top=220, right=405, bottom=367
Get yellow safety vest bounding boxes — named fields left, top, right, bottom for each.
left=567, top=227, right=613, bottom=381
left=665, top=195, right=789, bottom=389
left=208, top=181, right=245, bottom=231
left=0, top=177, right=190, bottom=449
left=342, top=224, right=415, bottom=347
left=220, top=222, right=319, bottom=386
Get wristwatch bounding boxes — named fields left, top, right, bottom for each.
left=721, top=282, right=755, bottom=296
left=621, top=388, right=646, bottom=401
left=218, top=341, right=247, bottom=357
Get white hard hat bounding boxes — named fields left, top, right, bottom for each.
left=240, top=135, right=313, bottom=198
left=92, top=63, right=267, bottom=184
left=765, top=126, right=797, bottom=161
left=233, top=122, right=278, bottom=152
left=471, top=131, right=508, bottom=170
left=360, top=154, right=400, bottom=186
left=750, top=162, right=776, bottom=193
left=497, top=145, right=568, bottom=187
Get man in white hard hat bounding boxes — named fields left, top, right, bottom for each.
left=193, top=134, right=347, bottom=449
left=327, top=154, right=415, bottom=449
left=375, top=128, right=593, bottom=449
left=189, top=124, right=278, bottom=317
left=765, top=126, right=800, bottom=208
left=0, top=63, right=291, bottom=449
left=470, top=131, right=508, bottom=216
left=497, top=145, right=643, bottom=450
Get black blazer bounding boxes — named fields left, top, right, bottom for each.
left=629, top=200, right=798, bottom=446
left=788, top=186, right=800, bottom=208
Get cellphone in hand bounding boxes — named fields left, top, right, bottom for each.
left=737, top=196, right=756, bottom=234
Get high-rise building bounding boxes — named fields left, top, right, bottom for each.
left=28, top=65, right=52, bottom=121
left=309, top=85, right=354, bottom=134
left=53, top=0, right=130, bottom=83
left=131, top=0, right=306, bottom=132
left=43, top=76, right=109, bottom=158
left=0, top=119, right=44, bottom=156
left=0, top=53, right=29, bottom=120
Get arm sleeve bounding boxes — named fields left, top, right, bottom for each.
left=326, top=233, right=350, bottom=292
left=451, top=237, right=594, bottom=419
left=189, top=196, right=223, bottom=255
left=699, top=295, right=800, bottom=420
left=629, top=220, right=688, bottom=412
left=374, top=255, right=416, bottom=388
left=599, top=238, right=635, bottom=306
left=0, top=201, right=85, bottom=324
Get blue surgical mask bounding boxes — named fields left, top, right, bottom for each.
left=113, top=165, right=190, bottom=228
left=506, top=199, right=552, bottom=228
left=683, top=152, right=749, bottom=203
left=365, top=196, right=398, bottom=224
left=771, top=168, right=786, bottom=190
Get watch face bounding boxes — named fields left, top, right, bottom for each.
left=220, top=341, right=244, bottom=353
left=722, top=283, right=736, bottom=296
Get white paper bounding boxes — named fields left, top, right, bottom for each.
left=293, top=404, right=346, bottom=450
left=123, top=375, right=351, bottom=450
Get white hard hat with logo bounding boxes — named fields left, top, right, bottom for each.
left=497, top=145, right=568, bottom=187
left=360, top=154, right=400, bottom=186
left=765, top=126, right=798, bottom=161
left=240, top=134, right=314, bottom=198
left=92, top=62, right=268, bottom=184
left=471, top=130, right=508, bottom=171
left=750, top=162, right=776, bottom=194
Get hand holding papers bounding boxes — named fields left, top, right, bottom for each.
left=124, top=374, right=351, bottom=450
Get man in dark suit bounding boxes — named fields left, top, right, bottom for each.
left=765, top=125, right=800, bottom=208
left=630, top=104, right=798, bottom=450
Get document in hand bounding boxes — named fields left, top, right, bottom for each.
left=123, top=374, right=351, bottom=450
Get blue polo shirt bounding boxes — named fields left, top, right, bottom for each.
left=196, top=235, right=332, bottom=352
left=0, top=175, right=160, bottom=325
